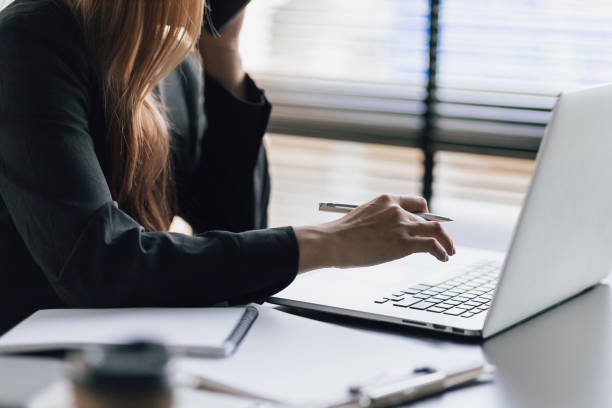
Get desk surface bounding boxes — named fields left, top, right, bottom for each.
left=284, top=277, right=611, bottom=408
left=2, top=280, right=610, bottom=408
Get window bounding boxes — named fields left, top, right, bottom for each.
left=241, top=0, right=430, bottom=145
left=242, top=0, right=612, bottom=154
left=436, top=0, right=612, bottom=152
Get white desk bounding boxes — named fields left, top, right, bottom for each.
left=284, top=277, right=611, bottom=408
left=2, top=279, right=609, bottom=408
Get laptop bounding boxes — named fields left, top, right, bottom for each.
left=269, top=83, right=612, bottom=339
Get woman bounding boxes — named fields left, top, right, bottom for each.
left=0, top=0, right=454, bottom=334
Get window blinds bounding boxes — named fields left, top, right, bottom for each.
left=241, top=0, right=430, bottom=145
left=436, top=0, right=612, bottom=152
left=241, top=0, right=612, bottom=154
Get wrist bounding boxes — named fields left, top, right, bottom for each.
left=199, top=47, right=247, bottom=100
left=294, top=224, right=338, bottom=273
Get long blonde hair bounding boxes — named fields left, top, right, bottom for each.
left=64, top=0, right=205, bottom=231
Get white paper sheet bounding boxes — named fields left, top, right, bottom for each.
left=175, top=305, right=485, bottom=407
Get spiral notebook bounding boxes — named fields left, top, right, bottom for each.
left=0, top=305, right=258, bottom=358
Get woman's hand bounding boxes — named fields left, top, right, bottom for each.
left=198, top=10, right=247, bottom=99
left=294, top=194, right=455, bottom=273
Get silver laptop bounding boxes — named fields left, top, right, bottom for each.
left=269, top=83, right=612, bottom=339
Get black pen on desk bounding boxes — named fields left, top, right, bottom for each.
left=319, top=203, right=453, bottom=222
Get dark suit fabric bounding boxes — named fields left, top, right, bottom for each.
left=0, top=0, right=298, bottom=334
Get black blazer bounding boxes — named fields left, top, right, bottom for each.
left=0, top=0, right=298, bottom=334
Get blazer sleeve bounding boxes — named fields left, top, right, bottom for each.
left=179, top=72, right=273, bottom=233
left=0, top=12, right=298, bottom=308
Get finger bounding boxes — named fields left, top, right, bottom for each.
left=393, top=195, right=428, bottom=214
left=409, top=237, right=449, bottom=262
left=407, top=221, right=455, bottom=255
left=404, top=212, right=426, bottom=223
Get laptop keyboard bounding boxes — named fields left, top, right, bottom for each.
left=374, top=260, right=500, bottom=318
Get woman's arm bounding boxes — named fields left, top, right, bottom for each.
left=178, top=9, right=272, bottom=233
left=198, top=10, right=248, bottom=100
left=295, top=195, right=455, bottom=273
left=176, top=62, right=272, bottom=233
left=194, top=9, right=455, bottom=271
left=0, top=6, right=297, bottom=308
left=0, top=4, right=453, bottom=313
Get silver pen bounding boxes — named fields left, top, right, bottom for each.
left=319, top=203, right=453, bottom=222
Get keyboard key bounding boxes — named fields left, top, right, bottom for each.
left=431, top=295, right=451, bottom=301
left=409, top=284, right=433, bottom=291
left=436, top=303, right=455, bottom=309
left=485, top=280, right=497, bottom=286
left=378, top=263, right=502, bottom=314
left=392, top=298, right=422, bottom=308
left=409, top=301, right=436, bottom=310
left=461, top=312, right=475, bottom=318
left=443, top=308, right=466, bottom=316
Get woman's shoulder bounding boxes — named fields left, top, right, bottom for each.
left=0, top=0, right=92, bottom=87
left=0, top=0, right=87, bottom=60
left=1, top=0, right=73, bottom=30
left=0, top=0, right=94, bottom=122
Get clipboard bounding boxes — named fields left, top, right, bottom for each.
left=175, top=306, right=491, bottom=406
left=181, top=361, right=495, bottom=407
